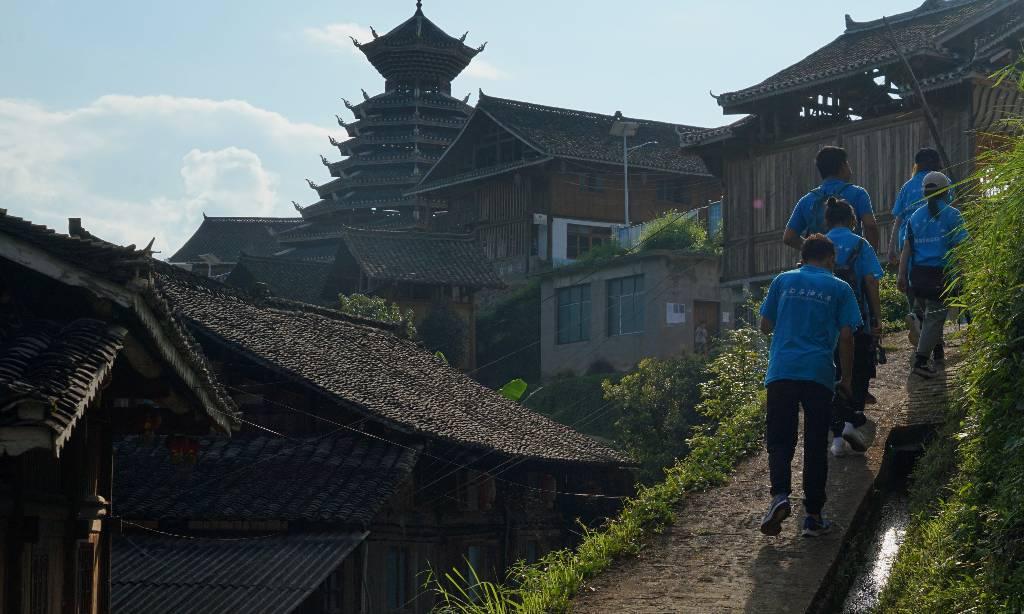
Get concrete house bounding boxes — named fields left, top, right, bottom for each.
left=540, top=250, right=730, bottom=378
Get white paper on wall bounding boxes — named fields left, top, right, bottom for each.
left=666, top=303, right=686, bottom=325
left=722, top=312, right=731, bottom=324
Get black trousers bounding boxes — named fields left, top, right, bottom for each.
left=831, top=332, right=875, bottom=435
left=766, top=380, right=833, bottom=515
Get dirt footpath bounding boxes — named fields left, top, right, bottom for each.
left=571, top=332, right=961, bottom=614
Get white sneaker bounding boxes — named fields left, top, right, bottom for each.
left=830, top=438, right=861, bottom=457
left=842, top=422, right=869, bottom=452
left=906, top=313, right=921, bottom=347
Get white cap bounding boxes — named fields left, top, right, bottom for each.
left=922, top=171, right=951, bottom=198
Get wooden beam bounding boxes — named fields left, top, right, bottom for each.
left=882, top=16, right=954, bottom=172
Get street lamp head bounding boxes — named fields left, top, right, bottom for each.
left=627, top=140, right=659, bottom=153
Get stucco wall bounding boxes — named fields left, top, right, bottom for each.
left=539, top=252, right=728, bottom=378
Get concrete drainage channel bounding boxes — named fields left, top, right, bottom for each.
left=811, top=424, right=936, bottom=613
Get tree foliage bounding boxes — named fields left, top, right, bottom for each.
left=420, top=303, right=469, bottom=367
left=602, top=354, right=707, bottom=480
left=637, top=211, right=713, bottom=253
left=880, top=67, right=1024, bottom=612
left=337, top=293, right=416, bottom=337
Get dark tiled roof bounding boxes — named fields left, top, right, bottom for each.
left=356, top=5, right=481, bottom=82
left=114, top=433, right=418, bottom=524
left=111, top=533, right=365, bottom=614
left=168, top=216, right=303, bottom=264
left=0, top=211, right=239, bottom=432
left=0, top=209, right=151, bottom=282
left=340, top=228, right=504, bottom=288
left=719, top=0, right=1008, bottom=107
left=0, top=318, right=125, bottom=455
left=226, top=255, right=335, bottom=306
left=678, top=116, right=757, bottom=147
left=155, top=271, right=627, bottom=465
left=473, top=94, right=712, bottom=176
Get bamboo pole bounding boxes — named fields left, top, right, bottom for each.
left=883, top=16, right=954, bottom=173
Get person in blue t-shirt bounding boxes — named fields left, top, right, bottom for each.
left=758, top=234, right=862, bottom=538
left=783, top=146, right=879, bottom=252
left=824, top=197, right=884, bottom=458
left=898, top=172, right=967, bottom=379
left=888, top=148, right=950, bottom=359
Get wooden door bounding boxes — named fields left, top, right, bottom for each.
left=693, top=301, right=721, bottom=337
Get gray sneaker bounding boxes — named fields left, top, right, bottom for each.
left=760, top=494, right=791, bottom=536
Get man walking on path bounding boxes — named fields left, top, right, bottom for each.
left=889, top=148, right=948, bottom=357
left=898, top=172, right=967, bottom=379
left=759, top=234, right=862, bottom=538
left=783, top=146, right=880, bottom=252
left=824, top=197, right=884, bottom=457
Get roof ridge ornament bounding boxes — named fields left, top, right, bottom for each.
left=477, top=41, right=487, bottom=52
left=370, top=26, right=379, bottom=39
left=349, top=36, right=361, bottom=48
left=342, top=98, right=354, bottom=111
left=306, top=179, right=319, bottom=190
left=292, top=201, right=304, bottom=212
left=361, top=89, right=370, bottom=101
left=329, top=135, right=341, bottom=147
left=336, top=114, right=346, bottom=127
left=459, top=31, right=468, bottom=43
left=320, top=155, right=330, bottom=166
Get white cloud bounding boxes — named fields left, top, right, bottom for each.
left=303, top=23, right=374, bottom=55
left=0, top=95, right=332, bottom=254
left=463, top=59, right=507, bottom=81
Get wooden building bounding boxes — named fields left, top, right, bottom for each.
left=0, top=212, right=236, bottom=614
left=683, top=0, right=1024, bottom=301
left=410, top=94, right=721, bottom=278
left=110, top=265, right=631, bottom=614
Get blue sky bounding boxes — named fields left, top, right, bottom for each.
left=1, top=0, right=923, bottom=253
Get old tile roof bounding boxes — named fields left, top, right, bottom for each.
left=340, top=227, right=504, bottom=288
left=168, top=216, right=303, bottom=264
left=0, top=318, right=126, bottom=456
left=0, top=209, right=152, bottom=282
left=114, top=433, right=418, bottom=525
left=472, top=93, right=712, bottom=176
left=718, top=0, right=1009, bottom=108
left=111, top=532, right=366, bottom=614
left=155, top=269, right=627, bottom=465
left=678, top=116, right=757, bottom=148
left=0, top=211, right=239, bottom=432
left=226, top=255, right=336, bottom=306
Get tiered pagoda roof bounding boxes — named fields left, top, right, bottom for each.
left=299, top=2, right=482, bottom=221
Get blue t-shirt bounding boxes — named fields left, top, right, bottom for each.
left=907, top=203, right=967, bottom=268
left=787, top=178, right=874, bottom=237
left=760, top=265, right=863, bottom=391
left=826, top=227, right=884, bottom=283
left=892, top=171, right=956, bottom=251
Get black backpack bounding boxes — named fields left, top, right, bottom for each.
left=807, top=183, right=851, bottom=236
left=834, top=239, right=868, bottom=322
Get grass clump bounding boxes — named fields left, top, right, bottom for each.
left=433, top=328, right=767, bottom=613
left=877, top=68, right=1024, bottom=612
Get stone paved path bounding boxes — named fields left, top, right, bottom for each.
left=572, top=331, right=962, bottom=614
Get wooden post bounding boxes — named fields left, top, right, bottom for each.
left=883, top=16, right=954, bottom=172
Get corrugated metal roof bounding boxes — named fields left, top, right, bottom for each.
left=111, top=532, right=366, bottom=614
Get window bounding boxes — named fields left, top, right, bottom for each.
left=657, top=180, right=689, bottom=204
left=708, top=201, right=722, bottom=237
left=566, top=224, right=609, bottom=260
left=608, top=275, right=645, bottom=335
left=385, top=546, right=409, bottom=611
left=557, top=284, right=591, bottom=345
left=579, top=173, right=604, bottom=193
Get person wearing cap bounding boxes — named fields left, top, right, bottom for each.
left=897, top=171, right=967, bottom=378
left=889, top=148, right=951, bottom=359
left=783, top=146, right=879, bottom=252
left=758, top=234, right=862, bottom=538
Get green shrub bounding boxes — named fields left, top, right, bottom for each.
left=337, top=293, right=416, bottom=337
left=432, top=327, right=768, bottom=613
left=603, top=354, right=707, bottom=481
left=878, top=272, right=908, bottom=332
left=420, top=304, right=469, bottom=367
left=524, top=373, right=623, bottom=442
left=878, top=68, right=1024, bottom=612
left=637, top=210, right=710, bottom=252
left=475, top=281, right=541, bottom=388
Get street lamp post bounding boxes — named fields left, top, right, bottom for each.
left=610, top=114, right=656, bottom=227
